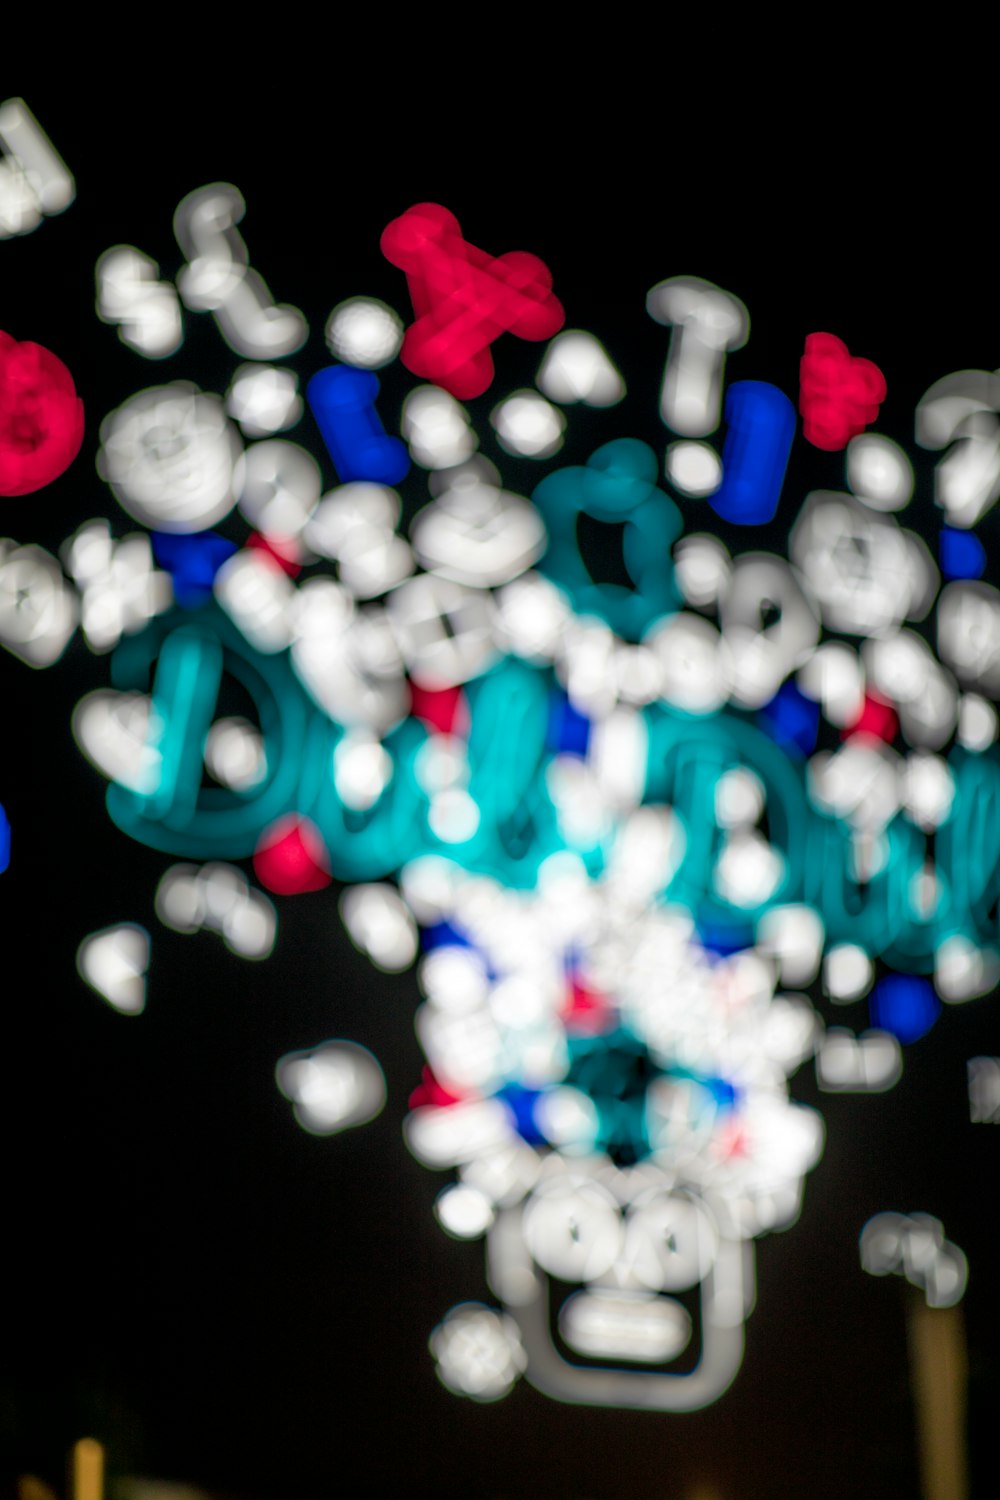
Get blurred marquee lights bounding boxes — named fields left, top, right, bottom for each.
left=3, top=162, right=994, bottom=1408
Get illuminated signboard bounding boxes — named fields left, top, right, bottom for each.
left=3, top=96, right=998, bottom=1498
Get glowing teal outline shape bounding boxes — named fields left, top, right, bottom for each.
left=107, top=602, right=312, bottom=859
left=533, top=439, right=682, bottom=641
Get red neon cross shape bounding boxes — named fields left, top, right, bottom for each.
left=381, top=203, right=565, bottom=400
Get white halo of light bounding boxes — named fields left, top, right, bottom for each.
left=490, top=391, right=566, bottom=459
left=234, top=439, right=322, bottom=540
left=325, top=297, right=403, bottom=368
left=276, top=1039, right=387, bottom=1136
left=429, top=1304, right=526, bottom=1401
left=340, top=884, right=418, bottom=972
left=536, top=330, right=625, bottom=407
left=402, top=386, right=478, bottom=470
left=434, top=1183, right=495, bottom=1240
left=666, top=440, right=722, bottom=498
left=76, top=923, right=150, bottom=1015
left=226, top=363, right=302, bottom=437
left=847, top=433, right=914, bottom=511
left=97, top=383, right=242, bottom=533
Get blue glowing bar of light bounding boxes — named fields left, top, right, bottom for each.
left=711, top=380, right=796, bottom=525
left=152, top=531, right=238, bottom=607
left=307, top=365, right=410, bottom=485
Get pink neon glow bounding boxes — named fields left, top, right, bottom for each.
left=409, top=683, right=468, bottom=737
left=409, top=1065, right=464, bottom=1110
left=0, top=330, right=84, bottom=496
left=799, top=332, right=886, bottom=452
left=843, top=692, right=899, bottom=743
left=253, top=815, right=332, bottom=895
left=561, top=977, right=613, bottom=1035
left=381, top=204, right=565, bottom=400
left=246, top=532, right=303, bottom=576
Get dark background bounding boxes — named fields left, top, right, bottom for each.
left=2, top=90, right=999, bottom=1498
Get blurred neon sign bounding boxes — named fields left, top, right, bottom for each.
left=68, top=596, right=1000, bottom=973
left=6, top=163, right=997, bottom=1411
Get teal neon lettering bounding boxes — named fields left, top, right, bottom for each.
left=100, top=606, right=1000, bottom=969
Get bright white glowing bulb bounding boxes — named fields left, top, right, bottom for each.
left=72, top=690, right=161, bottom=794
left=411, top=482, right=546, bottom=588
left=435, top=1183, right=495, bottom=1240
left=276, top=1040, right=386, bottom=1136
left=958, top=692, right=998, bottom=750
left=0, top=97, right=74, bottom=237
left=77, top=924, right=150, bottom=1015
left=214, top=550, right=297, bottom=653
left=536, top=330, right=625, bottom=407
left=222, top=889, right=276, bottom=960
left=522, top=1177, right=624, bottom=1282
left=715, top=767, right=764, bottom=830
left=387, top=574, right=496, bottom=689
left=61, top=521, right=171, bottom=655
left=860, top=1213, right=967, bottom=1308
left=96, top=246, right=183, bottom=359
left=646, top=275, right=749, bottom=436
left=559, top=1289, right=691, bottom=1363
left=205, top=717, right=267, bottom=790
left=755, top=905, right=824, bottom=986
left=797, top=641, right=865, bottom=728
left=646, top=613, right=730, bottom=714
left=0, top=540, right=78, bottom=668
left=666, top=440, right=722, bottom=497
left=340, top=884, right=418, bottom=972
left=902, top=752, right=955, bottom=829
left=325, top=297, right=403, bottom=368
left=155, top=862, right=276, bottom=960
left=490, top=391, right=565, bottom=459
left=173, top=182, right=307, bottom=359
left=333, top=731, right=393, bottom=811
left=428, top=789, right=481, bottom=843
left=673, top=533, right=730, bottom=609
left=98, top=385, right=242, bottom=533
left=935, top=935, right=1000, bottom=1002
left=226, top=364, right=302, bottom=437
left=823, top=943, right=874, bottom=1002
left=715, top=833, right=784, bottom=908
left=402, top=386, right=477, bottom=469
left=938, top=581, right=1000, bottom=697
left=429, top=1304, right=526, bottom=1401
left=234, top=439, right=321, bottom=539
left=398, top=861, right=465, bottom=935
left=624, top=1194, right=717, bottom=1293
left=816, top=1029, right=901, bottom=1092
left=405, top=1099, right=514, bottom=1168
left=496, top=572, right=572, bottom=661
left=533, top=1086, right=599, bottom=1153
left=847, top=433, right=914, bottom=511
